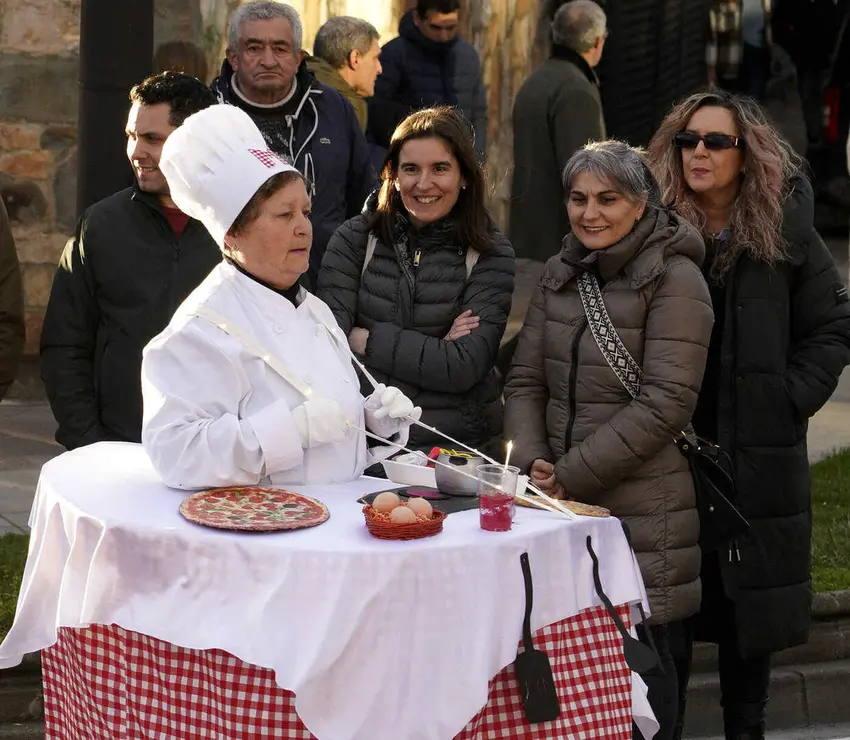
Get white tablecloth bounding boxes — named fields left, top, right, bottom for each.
left=0, top=442, right=651, bottom=740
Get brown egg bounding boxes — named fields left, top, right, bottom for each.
left=406, top=497, right=433, bottom=519
left=373, top=491, right=401, bottom=513
left=389, top=506, right=417, bottom=524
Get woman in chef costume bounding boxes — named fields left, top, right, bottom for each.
left=141, top=104, right=420, bottom=490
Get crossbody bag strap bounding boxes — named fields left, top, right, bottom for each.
left=191, top=306, right=315, bottom=401
left=576, top=271, right=643, bottom=399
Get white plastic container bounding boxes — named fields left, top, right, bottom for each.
left=381, top=458, right=437, bottom=488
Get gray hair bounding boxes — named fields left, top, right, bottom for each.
left=552, top=0, right=606, bottom=53
left=228, top=1, right=303, bottom=53
left=562, top=140, right=661, bottom=208
left=313, top=16, right=379, bottom=70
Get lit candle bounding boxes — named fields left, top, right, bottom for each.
left=503, top=440, right=513, bottom=474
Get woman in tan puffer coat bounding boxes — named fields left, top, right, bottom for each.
left=504, top=140, right=713, bottom=740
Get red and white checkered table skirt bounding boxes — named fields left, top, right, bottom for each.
left=42, top=603, right=633, bottom=739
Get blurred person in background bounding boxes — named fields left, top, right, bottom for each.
left=510, top=0, right=607, bottom=264
left=706, top=0, right=773, bottom=100
left=369, top=0, right=487, bottom=160
left=649, top=90, right=850, bottom=740
left=318, top=107, right=514, bottom=455
left=307, top=16, right=382, bottom=134
left=153, top=40, right=209, bottom=82
left=772, top=0, right=839, bottom=148
left=0, top=198, right=24, bottom=401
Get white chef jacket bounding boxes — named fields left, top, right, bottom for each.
left=142, top=261, right=394, bottom=490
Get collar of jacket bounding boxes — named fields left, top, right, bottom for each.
left=552, top=207, right=705, bottom=289
left=550, top=44, right=599, bottom=86
left=211, top=58, right=318, bottom=115
left=131, top=183, right=174, bottom=215
left=398, top=9, right=457, bottom=56
left=305, top=55, right=367, bottom=130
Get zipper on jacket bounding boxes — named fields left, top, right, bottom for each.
left=564, top=318, right=587, bottom=452
left=413, top=249, right=421, bottom=267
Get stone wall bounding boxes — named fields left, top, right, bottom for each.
left=0, top=0, right=81, bottom=398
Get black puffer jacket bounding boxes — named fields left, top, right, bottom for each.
left=40, top=187, right=221, bottom=450
left=317, top=207, right=515, bottom=449
left=693, top=177, right=850, bottom=657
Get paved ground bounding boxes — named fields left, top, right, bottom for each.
left=696, top=724, right=850, bottom=740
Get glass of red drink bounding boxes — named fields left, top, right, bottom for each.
left=477, top=464, right=520, bottom=532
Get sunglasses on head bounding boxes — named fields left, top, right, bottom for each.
left=673, top=131, right=744, bottom=150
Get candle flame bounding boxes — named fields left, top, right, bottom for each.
left=503, top=440, right=513, bottom=472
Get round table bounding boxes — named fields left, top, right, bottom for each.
left=0, top=442, right=655, bottom=740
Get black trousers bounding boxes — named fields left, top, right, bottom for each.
left=672, top=555, right=772, bottom=740
left=633, top=624, right=680, bottom=740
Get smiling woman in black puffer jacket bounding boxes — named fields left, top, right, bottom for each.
left=317, top=106, right=515, bottom=453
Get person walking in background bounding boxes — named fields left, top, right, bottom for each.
left=505, top=141, right=713, bottom=740
left=212, top=0, right=376, bottom=286
left=510, top=0, right=607, bottom=264
left=706, top=0, right=773, bottom=100
left=649, top=90, right=850, bottom=740
left=40, top=73, right=221, bottom=450
left=0, top=198, right=24, bottom=402
left=772, top=0, right=839, bottom=147
left=368, top=0, right=487, bottom=160
left=307, top=16, right=382, bottom=134
left=153, top=40, right=209, bottom=82
left=318, top=107, right=514, bottom=455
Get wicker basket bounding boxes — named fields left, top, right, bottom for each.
left=362, top=505, right=447, bottom=540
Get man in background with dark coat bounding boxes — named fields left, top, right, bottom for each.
left=0, top=198, right=24, bottom=401
left=40, top=73, right=221, bottom=450
left=211, top=1, right=376, bottom=284
left=368, top=0, right=487, bottom=159
left=509, top=0, right=607, bottom=264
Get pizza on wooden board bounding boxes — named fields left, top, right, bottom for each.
left=179, top=487, right=329, bottom=532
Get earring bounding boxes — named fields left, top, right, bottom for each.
left=461, top=184, right=467, bottom=191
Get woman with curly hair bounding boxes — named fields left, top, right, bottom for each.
left=648, top=90, right=850, bottom=740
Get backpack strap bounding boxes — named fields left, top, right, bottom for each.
left=576, top=271, right=643, bottom=399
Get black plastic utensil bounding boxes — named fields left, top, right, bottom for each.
left=513, top=552, right=561, bottom=723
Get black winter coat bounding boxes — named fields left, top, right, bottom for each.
left=510, top=47, right=605, bottom=262
left=40, top=187, right=221, bottom=450
left=212, top=60, right=378, bottom=285
left=695, top=178, right=850, bottom=657
left=317, top=210, right=515, bottom=450
left=368, top=11, right=487, bottom=157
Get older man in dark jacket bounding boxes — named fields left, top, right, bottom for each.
left=510, top=0, right=607, bottom=263
left=212, top=1, right=377, bottom=285
left=368, top=0, right=487, bottom=159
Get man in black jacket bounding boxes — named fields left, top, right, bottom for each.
left=40, top=73, right=221, bottom=450
left=211, top=0, right=376, bottom=285
left=368, top=0, right=487, bottom=159
left=510, top=0, right=607, bottom=263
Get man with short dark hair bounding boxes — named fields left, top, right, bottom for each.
left=40, top=72, right=221, bottom=450
left=211, top=1, right=376, bottom=283
left=307, top=16, right=382, bottom=133
left=368, top=0, right=487, bottom=158
left=510, top=0, right=607, bottom=262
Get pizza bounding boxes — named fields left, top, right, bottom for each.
left=517, top=496, right=610, bottom=518
left=179, top=487, right=330, bottom=532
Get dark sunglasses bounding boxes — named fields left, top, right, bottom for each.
left=673, top=131, right=744, bottom=150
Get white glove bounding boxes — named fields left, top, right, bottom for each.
left=292, top=397, right=349, bottom=449
left=364, top=384, right=422, bottom=440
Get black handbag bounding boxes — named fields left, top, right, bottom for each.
left=576, top=271, right=750, bottom=553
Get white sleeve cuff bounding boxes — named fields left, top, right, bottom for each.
left=247, top=400, right=305, bottom=475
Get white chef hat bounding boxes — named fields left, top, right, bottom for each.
left=159, top=104, right=300, bottom=247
